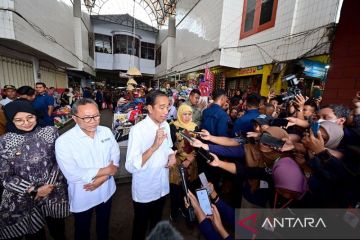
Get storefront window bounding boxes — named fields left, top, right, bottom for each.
left=95, top=34, right=112, bottom=54
left=141, top=42, right=155, bottom=60
left=240, top=0, right=278, bottom=39
left=114, top=34, right=139, bottom=56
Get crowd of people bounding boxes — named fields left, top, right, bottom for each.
left=162, top=88, right=360, bottom=239
left=0, top=81, right=359, bottom=240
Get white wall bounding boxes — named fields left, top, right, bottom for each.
left=220, top=0, right=341, bottom=68
left=113, top=54, right=140, bottom=71
left=171, top=0, right=224, bottom=73
left=12, top=0, right=78, bottom=67
left=155, top=0, right=341, bottom=77
left=0, top=0, right=94, bottom=75
left=0, top=0, right=15, bottom=40
left=140, top=59, right=155, bottom=74
left=92, top=20, right=157, bottom=44
left=94, top=52, right=113, bottom=70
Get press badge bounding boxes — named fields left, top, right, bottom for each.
left=260, top=180, right=269, bottom=189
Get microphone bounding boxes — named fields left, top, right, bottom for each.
left=178, top=164, right=196, bottom=222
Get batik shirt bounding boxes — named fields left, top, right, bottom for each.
left=0, top=126, right=69, bottom=239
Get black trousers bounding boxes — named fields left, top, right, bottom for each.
left=73, top=197, right=112, bottom=240
left=132, top=196, right=166, bottom=240
left=170, top=184, right=183, bottom=219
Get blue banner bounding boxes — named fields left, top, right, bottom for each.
left=300, top=59, right=327, bottom=79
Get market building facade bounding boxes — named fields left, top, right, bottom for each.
left=155, top=0, right=342, bottom=98
left=0, top=0, right=94, bottom=91
left=91, top=14, right=158, bottom=88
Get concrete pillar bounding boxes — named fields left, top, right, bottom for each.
left=31, top=57, right=40, bottom=83
left=73, top=0, right=83, bottom=70
left=167, top=17, right=176, bottom=70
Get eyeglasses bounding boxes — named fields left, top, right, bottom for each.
left=13, top=115, right=36, bottom=125
left=73, top=114, right=101, bottom=123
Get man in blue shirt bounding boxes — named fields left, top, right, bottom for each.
left=33, top=82, right=54, bottom=126
left=201, top=89, right=230, bottom=137
left=232, top=93, right=261, bottom=136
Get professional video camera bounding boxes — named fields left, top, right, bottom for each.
left=282, top=74, right=302, bottom=101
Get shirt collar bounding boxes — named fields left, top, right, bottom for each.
left=145, top=115, right=167, bottom=129
left=211, top=103, right=221, bottom=108
left=74, top=124, right=102, bottom=138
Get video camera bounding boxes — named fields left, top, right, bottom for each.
left=282, top=74, right=302, bottom=101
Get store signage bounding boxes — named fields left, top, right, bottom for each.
left=300, top=60, right=327, bottom=79
left=239, top=67, right=257, bottom=75
left=225, top=65, right=265, bottom=78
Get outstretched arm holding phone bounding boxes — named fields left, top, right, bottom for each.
left=187, top=191, right=232, bottom=240
left=198, top=129, right=240, bottom=147
left=208, top=153, right=237, bottom=174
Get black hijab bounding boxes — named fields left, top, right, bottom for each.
left=4, top=100, right=39, bottom=134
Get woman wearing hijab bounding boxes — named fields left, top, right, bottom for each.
left=272, top=157, right=308, bottom=208
left=169, top=104, right=199, bottom=221
left=241, top=126, right=294, bottom=208
left=0, top=100, right=69, bottom=240
left=319, top=120, right=344, bottom=149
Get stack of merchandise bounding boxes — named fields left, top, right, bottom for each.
left=53, top=106, right=72, bottom=128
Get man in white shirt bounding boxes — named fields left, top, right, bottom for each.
left=0, top=85, right=17, bottom=106
left=55, top=98, right=120, bottom=240
left=126, top=90, right=177, bottom=240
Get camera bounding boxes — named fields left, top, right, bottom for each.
left=282, top=74, right=302, bottom=101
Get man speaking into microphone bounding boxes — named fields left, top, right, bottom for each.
left=126, top=90, right=177, bottom=240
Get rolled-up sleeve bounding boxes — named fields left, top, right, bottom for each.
left=209, top=144, right=245, bottom=159
left=55, top=138, right=99, bottom=183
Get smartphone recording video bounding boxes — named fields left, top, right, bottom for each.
left=179, top=131, right=194, bottom=143
left=199, top=172, right=211, bottom=194
left=196, top=188, right=212, bottom=216
left=260, top=133, right=285, bottom=149
left=310, top=121, right=320, bottom=137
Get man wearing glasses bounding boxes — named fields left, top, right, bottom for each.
left=55, top=98, right=120, bottom=240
